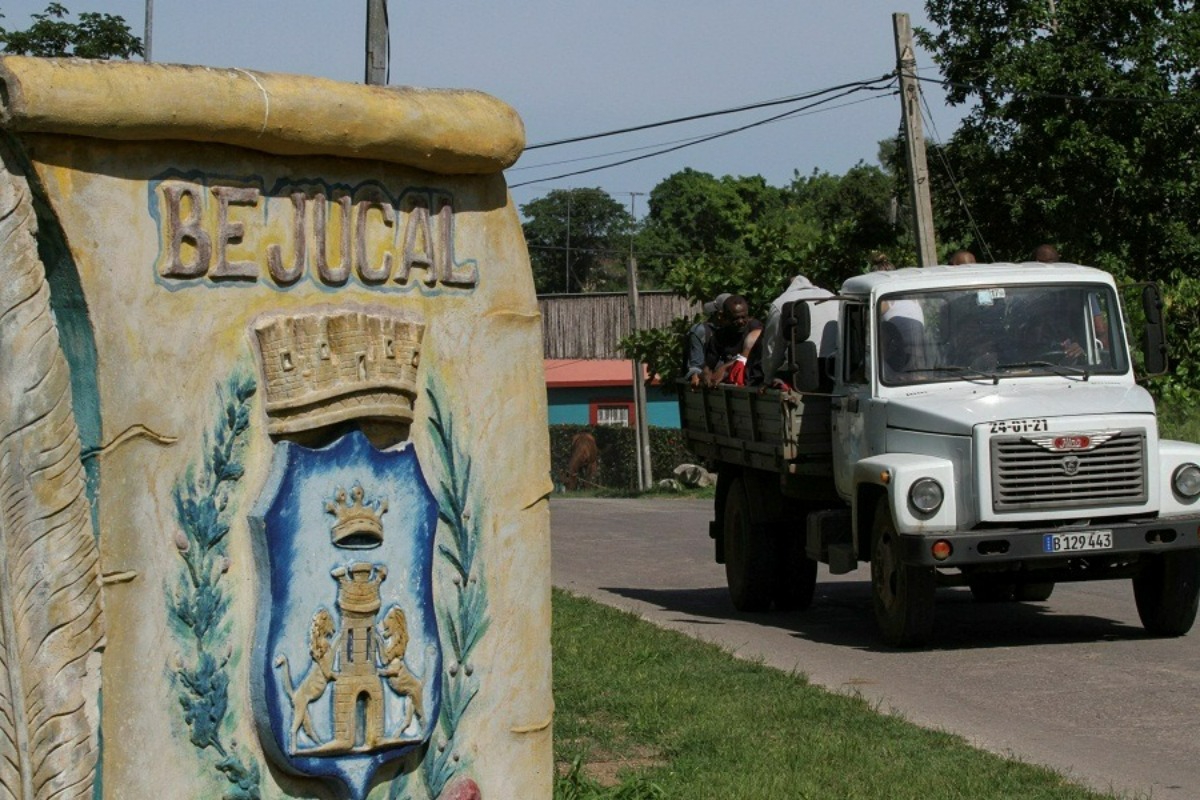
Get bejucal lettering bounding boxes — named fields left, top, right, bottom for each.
left=156, top=180, right=478, bottom=288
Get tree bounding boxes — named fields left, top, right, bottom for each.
left=520, top=188, right=632, bottom=294
left=918, top=0, right=1200, bottom=397
left=637, top=169, right=786, bottom=279
left=0, top=3, right=143, bottom=59
left=788, top=155, right=909, bottom=286
left=622, top=158, right=908, bottom=388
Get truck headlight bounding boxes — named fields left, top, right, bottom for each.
left=1173, top=463, right=1200, bottom=499
left=909, top=478, right=944, bottom=513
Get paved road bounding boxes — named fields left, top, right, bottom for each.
left=551, top=496, right=1200, bottom=799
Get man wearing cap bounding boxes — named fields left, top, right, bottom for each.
left=685, top=292, right=730, bottom=389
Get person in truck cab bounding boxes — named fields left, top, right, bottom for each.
left=1010, top=291, right=1087, bottom=362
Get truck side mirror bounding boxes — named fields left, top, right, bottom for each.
left=1142, top=284, right=1168, bottom=376
left=791, top=340, right=820, bottom=392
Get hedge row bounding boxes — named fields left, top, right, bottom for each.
left=549, top=424, right=699, bottom=491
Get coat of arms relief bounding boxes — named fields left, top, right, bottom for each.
left=249, top=306, right=443, bottom=800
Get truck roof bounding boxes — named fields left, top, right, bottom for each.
left=840, top=262, right=1116, bottom=297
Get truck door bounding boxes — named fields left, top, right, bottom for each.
left=832, top=301, right=870, bottom=501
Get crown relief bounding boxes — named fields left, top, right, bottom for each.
left=252, top=307, right=425, bottom=436
left=326, top=485, right=388, bottom=549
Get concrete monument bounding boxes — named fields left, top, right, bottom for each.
left=0, top=56, right=551, bottom=800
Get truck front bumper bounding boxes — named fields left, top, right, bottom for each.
left=898, top=515, right=1200, bottom=567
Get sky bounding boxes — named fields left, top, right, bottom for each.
left=0, top=1, right=967, bottom=215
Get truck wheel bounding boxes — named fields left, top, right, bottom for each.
left=723, top=476, right=774, bottom=612
left=773, top=533, right=817, bottom=612
left=1134, top=551, right=1200, bottom=636
left=870, top=497, right=935, bottom=647
left=1014, top=582, right=1054, bottom=602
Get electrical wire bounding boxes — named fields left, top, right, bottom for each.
left=510, top=79, right=897, bottom=189
left=510, top=93, right=893, bottom=175
left=526, top=75, right=894, bottom=150
left=912, top=72, right=994, bottom=262
left=914, top=73, right=1194, bottom=105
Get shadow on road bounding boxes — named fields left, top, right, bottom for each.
left=601, top=581, right=1148, bottom=652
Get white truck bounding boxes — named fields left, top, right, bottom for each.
left=679, top=263, right=1200, bottom=646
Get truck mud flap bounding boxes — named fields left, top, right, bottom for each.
left=710, top=518, right=724, bottom=563
left=806, top=508, right=854, bottom=573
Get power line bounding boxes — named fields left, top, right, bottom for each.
left=510, top=79, right=896, bottom=189
left=915, top=76, right=994, bottom=262
left=913, top=73, right=1196, bottom=105
left=510, top=94, right=894, bottom=175
left=526, top=75, right=894, bottom=150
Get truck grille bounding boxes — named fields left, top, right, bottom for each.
left=991, top=430, right=1146, bottom=512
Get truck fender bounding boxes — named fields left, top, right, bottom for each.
left=853, top=454, right=957, bottom=543
left=1158, top=439, right=1200, bottom=514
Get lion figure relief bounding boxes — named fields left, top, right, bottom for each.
left=378, top=607, right=424, bottom=732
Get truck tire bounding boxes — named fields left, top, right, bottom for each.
left=723, top=476, right=775, bottom=612
left=1133, top=551, right=1200, bottom=637
left=774, top=532, right=817, bottom=611
left=1014, top=582, right=1055, bottom=602
left=870, top=497, right=935, bottom=647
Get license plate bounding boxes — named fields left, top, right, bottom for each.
left=990, top=418, right=1049, bottom=434
left=1043, top=530, right=1113, bottom=554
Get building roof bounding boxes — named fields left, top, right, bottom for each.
left=543, top=359, right=651, bottom=388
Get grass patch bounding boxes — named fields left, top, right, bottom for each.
left=552, top=589, right=1126, bottom=800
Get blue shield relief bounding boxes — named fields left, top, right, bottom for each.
left=250, top=429, right=441, bottom=800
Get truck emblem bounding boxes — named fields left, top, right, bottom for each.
left=1028, top=431, right=1119, bottom=452
left=1061, top=455, right=1081, bottom=476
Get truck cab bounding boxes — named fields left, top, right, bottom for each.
left=680, top=262, right=1200, bottom=647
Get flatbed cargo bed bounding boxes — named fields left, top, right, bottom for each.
left=677, top=384, right=833, bottom=476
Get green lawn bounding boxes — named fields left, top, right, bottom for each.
left=552, top=589, right=1131, bottom=800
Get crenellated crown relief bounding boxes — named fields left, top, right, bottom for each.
left=253, top=308, right=424, bottom=435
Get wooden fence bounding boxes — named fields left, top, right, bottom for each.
left=538, top=291, right=700, bottom=359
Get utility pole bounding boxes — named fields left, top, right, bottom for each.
left=625, top=192, right=652, bottom=491
left=893, top=12, right=938, bottom=266
left=143, top=0, right=153, bottom=62
left=564, top=191, right=572, bottom=293
left=366, top=0, right=389, bottom=85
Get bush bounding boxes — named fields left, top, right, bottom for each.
left=549, top=424, right=699, bottom=492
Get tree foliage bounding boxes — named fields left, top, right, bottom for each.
left=0, top=3, right=143, bottom=59
left=918, top=0, right=1200, bottom=397
left=521, top=188, right=632, bottom=293
left=620, top=161, right=909, bottom=386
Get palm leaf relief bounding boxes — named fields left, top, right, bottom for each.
left=0, top=150, right=104, bottom=799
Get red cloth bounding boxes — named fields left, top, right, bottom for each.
left=726, top=355, right=747, bottom=386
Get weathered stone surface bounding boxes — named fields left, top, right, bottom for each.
left=0, top=56, right=525, bottom=173
left=0, top=56, right=551, bottom=800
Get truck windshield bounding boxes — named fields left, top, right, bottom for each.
left=876, top=283, right=1128, bottom=386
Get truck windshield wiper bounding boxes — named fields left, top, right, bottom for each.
left=924, top=365, right=1000, bottom=385
left=997, top=361, right=1091, bottom=381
